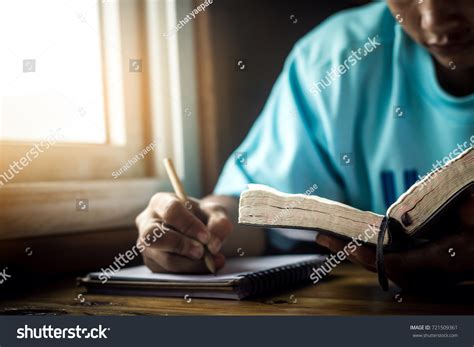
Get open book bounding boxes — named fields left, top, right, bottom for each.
left=239, top=147, right=473, bottom=248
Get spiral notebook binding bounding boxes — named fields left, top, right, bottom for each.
left=242, top=260, right=317, bottom=298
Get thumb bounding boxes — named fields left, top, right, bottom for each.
left=182, top=197, right=209, bottom=224
left=200, top=202, right=233, bottom=254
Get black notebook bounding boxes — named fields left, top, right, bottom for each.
left=80, top=255, right=326, bottom=300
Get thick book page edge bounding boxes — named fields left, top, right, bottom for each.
left=245, top=184, right=383, bottom=217
left=239, top=185, right=388, bottom=245
left=387, top=147, right=473, bottom=234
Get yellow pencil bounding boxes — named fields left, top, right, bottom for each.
left=162, top=158, right=217, bottom=274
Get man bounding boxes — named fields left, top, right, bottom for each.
left=135, top=0, right=474, bottom=289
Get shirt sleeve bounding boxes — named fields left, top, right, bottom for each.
left=213, top=46, right=347, bottom=203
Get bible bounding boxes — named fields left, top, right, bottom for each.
left=238, top=147, right=473, bottom=289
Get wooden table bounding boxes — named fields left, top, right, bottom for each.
left=1, top=263, right=473, bottom=315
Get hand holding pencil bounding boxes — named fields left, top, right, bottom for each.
left=134, top=158, right=232, bottom=274
left=162, top=158, right=217, bottom=274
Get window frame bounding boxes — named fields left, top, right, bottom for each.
left=1, top=0, right=148, bottom=181
left=0, top=0, right=202, bottom=241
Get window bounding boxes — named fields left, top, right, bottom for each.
left=0, top=0, right=141, bottom=182
left=0, top=0, right=108, bottom=144
left=0, top=0, right=201, bottom=240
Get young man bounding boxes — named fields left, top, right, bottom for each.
left=136, top=0, right=474, bottom=288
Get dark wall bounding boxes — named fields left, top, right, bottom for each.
left=194, top=0, right=371, bottom=194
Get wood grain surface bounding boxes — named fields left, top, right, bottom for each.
left=1, top=263, right=473, bottom=316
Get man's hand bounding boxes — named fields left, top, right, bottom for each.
left=135, top=193, right=233, bottom=273
left=316, top=192, right=474, bottom=290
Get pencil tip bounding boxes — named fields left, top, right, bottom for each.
left=204, top=253, right=217, bottom=275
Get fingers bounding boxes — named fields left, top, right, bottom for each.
left=139, top=226, right=205, bottom=260
left=150, top=193, right=211, bottom=244
left=138, top=218, right=225, bottom=273
left=137, top=218, right=206, bottom=260
left=144, top=252, right=226, bottom=274
left=137, top=193, right=233, bottom=274
left=315, top=233, right=345, bottom=250
left=205, top=209, right=233, bottom=255
left=316, top=234, right=377, bottom=272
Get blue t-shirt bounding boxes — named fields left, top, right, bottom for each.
left=214, top=2, right=474, bottom=216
